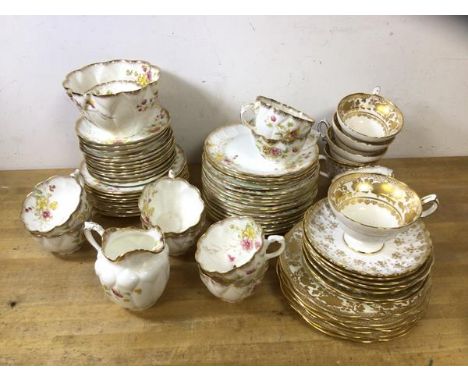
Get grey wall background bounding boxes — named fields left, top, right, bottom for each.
left=0, top=15, right=467, bottom=170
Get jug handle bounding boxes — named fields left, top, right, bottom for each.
left=420, top=194, right=439, bottom=218
left=264, top=235, right=286, bottom=260
left=84, top=222, right=105, bottom=252
left=240, top=102, right=256, bottom=130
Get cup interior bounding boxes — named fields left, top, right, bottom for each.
left=89, top=80, right=142, bottom=96
left=328, top=173, right=422, bottom=230
left=257, top=96, right=315, bottom=124
left=140, top=178, right=204, bottom=233
left=102, top=228, right=164, bottom=261
left=196, top=217, right=263, bottom=273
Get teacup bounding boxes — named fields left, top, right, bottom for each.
left=326, top=127, right=386, bottom=164
left=139, top=170, right=205, bottom=256
left=21, top=170, right=93, bottom=255
left=331, top=114, right=393, bottom=153
left=251, top=130, right=308, bottom=163
left=195, top=217, right=285, bottom=302
left=328, top=172, right=439, bottom=253
left=63, top=59, right=161, bottom=135
left=84, top=222, right=169, bottom=311
left=336, top=87, right=404, bottom=143
left=240, top=96, right=315, bottom=141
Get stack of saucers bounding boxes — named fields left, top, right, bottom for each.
left=62, top=59, right=188, bottom=217
left=320, top=88, right=404, bottom=178
left=201, top=124, right=320, bottom=235
left=277, top=168, right=439, bottom=342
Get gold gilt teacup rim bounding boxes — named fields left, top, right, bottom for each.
left=139, top=175, right=206, bottom=236
left=327, top=172, right=423, bottom=232
left=336, top=91, right=404, bottom=140
left=195, top=216, right=266, bottom=278
left=63, top=59, right=161, bottom=98
left=256, top=95, right=315, bottom=124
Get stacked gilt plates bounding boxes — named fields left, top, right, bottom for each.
left=277, top=199, right=433, bottom=343
left=201, top=124, right=320, bottom=235
left=63, top=59, right=189, bottom=217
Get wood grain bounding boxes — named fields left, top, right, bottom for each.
left=1, top=158, right=467, bottom=365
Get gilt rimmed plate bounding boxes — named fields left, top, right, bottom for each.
left=75, top=106, right=170, bottom=146
left=303, top=199, right=432, bottom=278
left=204, top=124, right=319, bottom=177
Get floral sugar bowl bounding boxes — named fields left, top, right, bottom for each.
left=195, top=217, right=285, bottom=303
left=21, top=170, right=92, bottom=256
left=84, top=222, right=170, bottom=311
left=139, top=170, right=205, bottom=256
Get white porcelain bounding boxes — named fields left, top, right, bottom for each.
left=326, top=127, right=386, bottom=164
left=304, top=199, right=433, bottom=277
left=240, top=96, right=315, bottom=140
left=337, top=87, right=404, bottom=143
left=327, top=172, right=439, bottom=253
left=139, top=171, right=206, bottom=256
left=32, top=226, right=85, bottom=256
left=75, top=107, right=170, bottom=145
left=84, top=222, right=169, bottom=311
left=63, top=59, right=161, bottom=136
left=205, top=124, right=319, bottom=177
left=331, top=114, right=393, bottom=153
left=195, top=217, right=285, bottom=302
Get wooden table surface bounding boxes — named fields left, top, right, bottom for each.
left=1, top=157, right=467, bottom=365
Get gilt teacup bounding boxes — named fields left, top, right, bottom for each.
left=84, top=222, right=169, bottom=311
left=241, top=96, right=315, bottom=141
left=195, top=217, right=285, bottom=302
left=139, top=171, right=205, bottom=256
left=328, top=172, right=439, bottom=253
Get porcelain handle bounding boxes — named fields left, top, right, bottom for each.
left=420, top=194, right=439, bottom=218
left=264, top=235, right=286, bottom=260
left=240, top=102, right=256, bottom=129
left=318, top=154, right=330, bottom=179
left=84, top=222, right=105, bottom=252
left=372, top=86, right=381, bottom=95
left=70, top=169, right=85, bottom=187
left=315, top=119, right=330, bottom=140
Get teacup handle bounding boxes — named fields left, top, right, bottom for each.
left=420, top=194, right=439, bottom=218
left=70, top=169, right=85, bottom=187
left=264, top=235, right=286, bottom=260
left=240, top=102, right=256, bottom=129
left=315, top=120, right=330, bottom=140
left=372, top=86, right=381, bottom=95
left=83, top=222, right=105, bottom=252
left=318, top=154, right=330, bottom=179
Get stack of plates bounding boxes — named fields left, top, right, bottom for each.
left=277, top=198, right=433, bottom=343
left=201, top=124, right=320, bottom=235
left=78, top=111, right=188, bottom=217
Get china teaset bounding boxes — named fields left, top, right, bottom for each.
left=20, top=59, right=440, bottom=342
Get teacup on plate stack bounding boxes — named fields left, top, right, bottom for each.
left=195, top=217, right=285, bottom=303
left=201, top=97, right=320, bottom=235
left=278, top=169, right=439, bottom=342
left=63, top=59, right=188, bottom=217
left=20, top=171, right=92, bottom=256
left=319, top=87, right=404, bottom=179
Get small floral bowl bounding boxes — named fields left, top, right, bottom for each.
left=195, top=217, right=285, bottom=302
left=139, top=171, right=205, bottom=256
left=252, top=130, right=308, bottom=163
left=21, top=170, right=93, bottom=255
left=63, top=59, right=161, bottom=135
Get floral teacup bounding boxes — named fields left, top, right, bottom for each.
left=195, top=217, right=285, bottom=302
left=240, top=96, right=315, bottom=141
left=139, top=171, right=205, bottom=256
left=252, top=131, right=308, bottom=163
left=21, top=170, right=92, bottom=255
left=63, top=59, right=161, bottom=136
left=328, top=171, right=439, bottom=253
left=84, top=222, right=169, bottom=311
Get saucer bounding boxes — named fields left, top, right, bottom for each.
left=204, top=124, right=319, bottom=177
left=303, top=199, right=432, bottom=278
